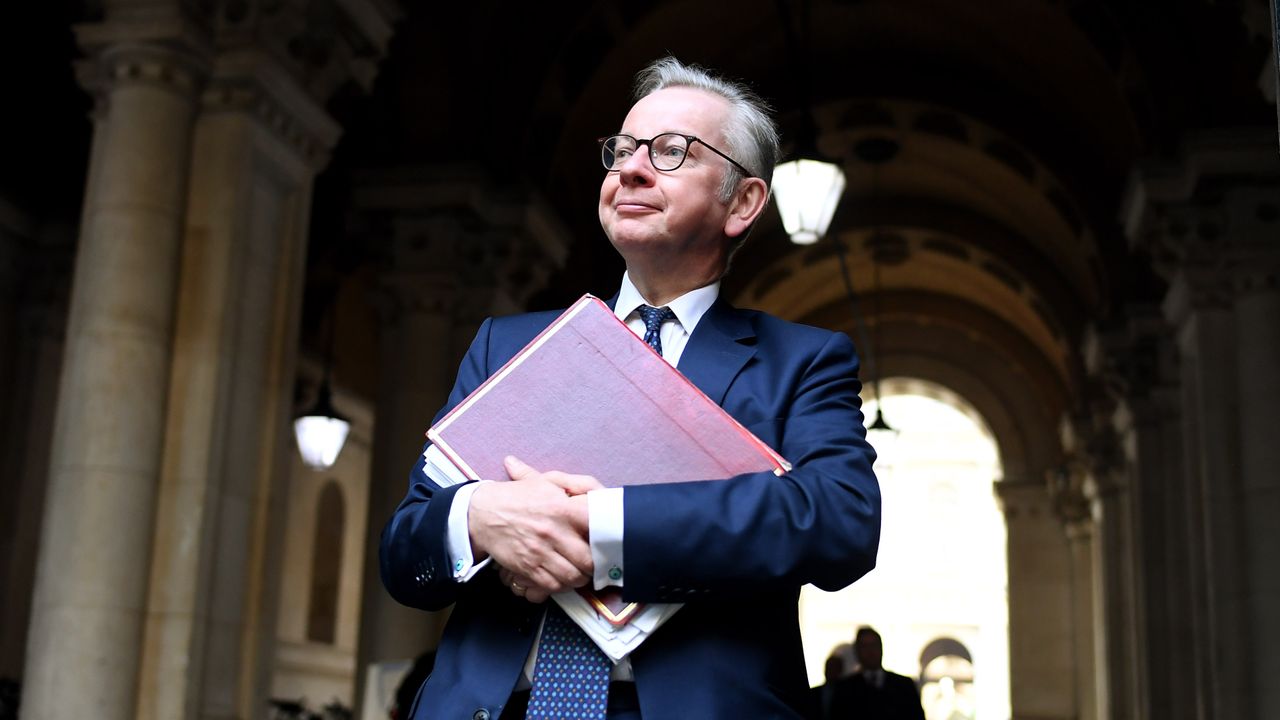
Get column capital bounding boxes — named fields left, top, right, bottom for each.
left=1085, top=304, right=1179, bottom=404
left=1220, top=185, right=1280, bottom=297
left=209, top=0, right=399, bottom=98
left=1046, top=460, right=1095, bottom=537
left=356, top=168, right=572, bottom=326
left=993, top=476, right=1051, bottom=522
left=199, top=0, right=400, bottom=169
left=75, top=1, right=401, bottom=167
left=1122, top=129, right=1280, bottom=250
left=1122, top=130, right=1280, bottom=322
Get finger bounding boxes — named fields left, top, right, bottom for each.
left=523, top=563, right=564, bottom=593
left=536, top=554, right=591, bottom=591
left=504, top=455, right=539, bottom=481
left=544, top=471, right=605, bottom=495
left=524, top=559, right=587, bottom=596
left=523, top=587, right=551, bottom=604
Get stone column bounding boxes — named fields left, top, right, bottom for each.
left=128, top=3, right=397, bottom=719
left=1046, top=458, right=1099, bottom=720
left=351, top=172, right=570, bottom=710
left=1123, top=130, right=1280, bottom=720
left=1226, top=188, right=1280, bottom=720
left=996, top=477, right=1076, bottom=720
left=1095, top=307, right=1197, bottom=720
left=21, top=30, right=207, bottom=720
left=1167, top=263, right=1247, bottom=720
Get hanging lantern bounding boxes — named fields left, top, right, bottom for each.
left=771, top=157, right=847, bottom=244
left=294, top=380, right=350, bottom=471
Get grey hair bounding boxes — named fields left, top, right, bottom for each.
left=632, top=56, right=781, bottom=203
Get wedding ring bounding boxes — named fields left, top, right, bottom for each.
left=511, top=579, right=524, bottom=594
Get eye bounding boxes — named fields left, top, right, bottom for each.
left=651, top=135, right=689, bottom=164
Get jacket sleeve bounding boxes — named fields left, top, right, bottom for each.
left=379, top=318, right=493, bottom=611
left=621, top=330, right=881, bottom=602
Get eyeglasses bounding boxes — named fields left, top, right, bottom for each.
left=599, top=133, right=754, bottom=177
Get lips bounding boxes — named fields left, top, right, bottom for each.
left=614, top=199, right=660, bottom=213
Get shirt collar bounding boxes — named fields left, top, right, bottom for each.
left=615, top=271, right=719, bottom=335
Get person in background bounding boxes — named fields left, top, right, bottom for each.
left=829, top=627, right=925, bottom=720
left=809, top=649, right=850, bottom=719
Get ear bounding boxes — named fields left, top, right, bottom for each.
left=723, top=177, right=770, bottom=239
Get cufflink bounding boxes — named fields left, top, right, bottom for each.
left=608, top=565, right=623, bottom=581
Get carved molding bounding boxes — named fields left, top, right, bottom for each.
left=1122, top=131, right=1280, bottom=313
left=75, top=0, right=399, bottom=163
left=1086, top=305, right=1179, bottom=404
left=201, top=72, right=338, bottom=167
left=74, top=40, right=212, bottom=116
left=212, top=0, right=397, bottom=100
left=356, top=170, right=573, bottom=326
left=1047, top=460, right=1093, bottom=531
left=992, top=477, right=1049, bottom=522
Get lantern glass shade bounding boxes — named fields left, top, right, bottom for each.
left=294, top=411, right=350, bottom=471
left=772, top=157, right=847, bottom=244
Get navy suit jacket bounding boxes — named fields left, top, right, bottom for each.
left=381, top=296, right=881, bottom=719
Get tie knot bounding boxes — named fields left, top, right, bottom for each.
left=637, top=304, right=675, bottom=331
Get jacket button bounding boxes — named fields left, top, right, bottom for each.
left=472, top=709, right=490, bottom=720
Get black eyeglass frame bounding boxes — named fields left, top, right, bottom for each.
left=598, top=133, right=755, bottom=178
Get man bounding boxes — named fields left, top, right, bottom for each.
left=809, top=650, right=850, bottom=720
left=828, top=627, right=925, bottom=720
left=380, top=57, right=881, bottom=719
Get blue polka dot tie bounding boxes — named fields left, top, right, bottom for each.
left=637, top=304, right=675, bottom=357
left=525, top=604, right=611, bottom=719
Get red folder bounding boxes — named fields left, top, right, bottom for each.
left=427, top=294, right=789, bottom=625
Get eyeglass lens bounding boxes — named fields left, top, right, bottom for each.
left=602, top=134, right=690, bottom=171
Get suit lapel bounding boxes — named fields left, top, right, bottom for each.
left=677, top=297, right=756, bottom=406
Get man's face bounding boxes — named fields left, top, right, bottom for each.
left=855, top=633, right=883, bottom=670
left=598, top=87, right=738, bottom=268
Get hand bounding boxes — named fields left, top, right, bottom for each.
left=469, top=456, right=601, bottom=599
left=499, top=566, right=548, bottom=604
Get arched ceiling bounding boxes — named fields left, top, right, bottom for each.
left=518, top=1, right=1149, bottom=427
left=298, top=0, right=1272, bottom=469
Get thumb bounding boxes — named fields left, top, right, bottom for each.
left=503, top=455, right=539, bottom=481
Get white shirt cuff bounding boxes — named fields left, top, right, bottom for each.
left=446, top=481, right=491, bottom=582
left=588, top=487, right=625, bottom=589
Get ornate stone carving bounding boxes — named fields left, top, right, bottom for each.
left=211, top=0, right=396, bottom=100
left=356, top=170, right=572, bottom=327
left=74, top=39, right=212, bottom=115
left=200, top=74, right=338, bottom=167
left=1047, top=459, right=1093, bottom=530
left=1087, top=305, right=1179, bottom=404
left=75, top=1, right=398, bottom=164
left=1054, top=400, right=1128, bottom=534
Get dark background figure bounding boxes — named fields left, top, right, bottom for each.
left=809, top=650, right=849, bottom=720
left=829, top=627, right=925, bottom=720
left=390, top=651, right=436, bottom=720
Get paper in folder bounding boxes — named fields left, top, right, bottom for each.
left=425, top=293, right=789, bottom=657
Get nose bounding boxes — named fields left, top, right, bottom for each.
left=617, top=146, right=654, bottom=187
